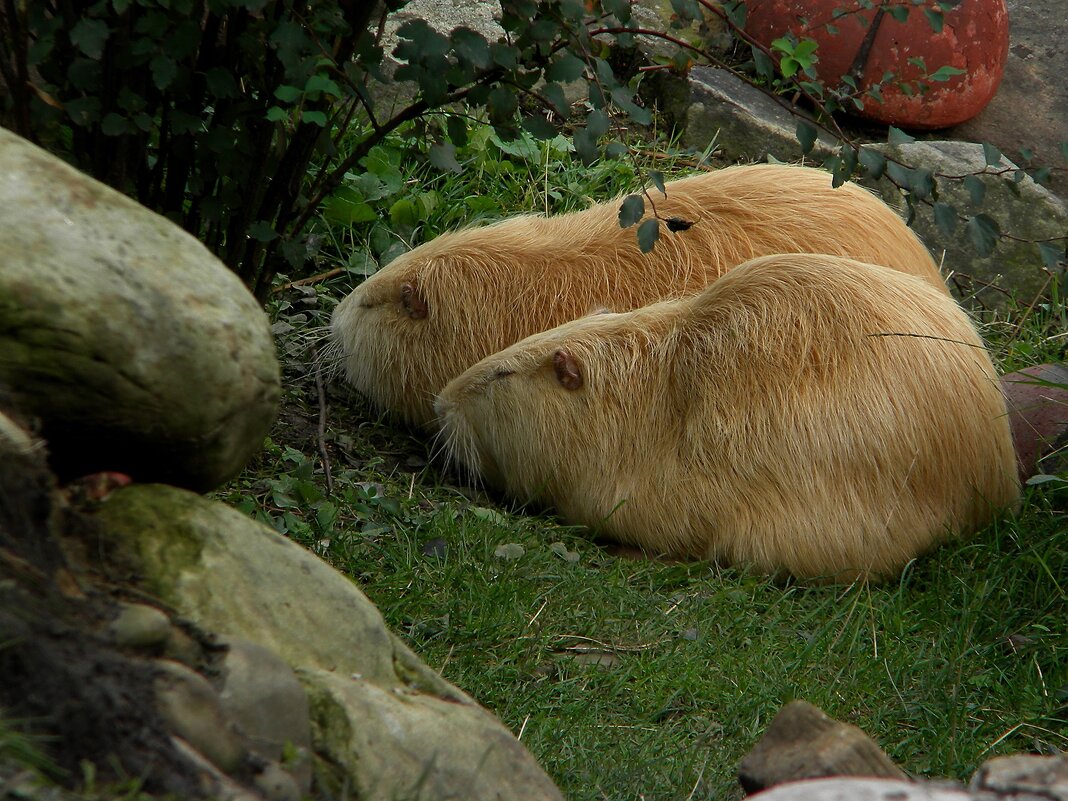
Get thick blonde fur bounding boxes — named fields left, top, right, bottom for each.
left=330, top=164, right=945, bottom=427
left=434, top=254, right=1019, bottom=582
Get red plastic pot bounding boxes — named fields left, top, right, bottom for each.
left=744, top=0, right=1010, bottom=129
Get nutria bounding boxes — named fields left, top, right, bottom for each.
left=434, top=254, right=1019, bottom=582
left=329, top=164, right=945, bottom=428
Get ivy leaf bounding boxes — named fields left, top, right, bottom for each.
left=671, top=0, right=701, bottom=22
left=275, top=85, right=302, bottom=103
left=922, top=7, right=944, bottom=32
left=522, top=115, right=557, bottom=140
left=933, top=202, right=958, bottom=235
left=70, top=18, right=111, bottom=59
left=573, top=127, right=598, bottom=166
left=966, top=214, right=1000, bottom=256
left=859, top=147, right=886, bottom=179
left=265, top=106, right=288, bottom=122
left=248, top=221, right=278, bottom=242
left=649, top=171, right=666, bottom=195
left=887, top=126, right=915, bottom=145
left=545, top=53, right=585, bottom=83
left=305, top=74, right=341, bottom=98
left=752, top=47, right=775, bottom=82
left=1037, top=241, right=1066, bottom=269
left=150, top=54, right=177, bottom=90
left=586, top=109, right=610, bottom=138
left=963, top=174, right=986, bottom=206
left=446, top=115, right=468, bottom=148
left=451, top=27, right=491, bottom=70
left=637, top=219, right=660, bottom=252
left=796, top=121, right=817, bottom=155
left=887, top=5, right=910, bottom=22
left=618, top=195, right=645, bottom=228
left=100, top=113, right=128, bottom=136
left=301, top=110, right=328, bottom=126
left=928, top=65, right=966, bottom=82
left=982, top=142, right=1003, bottom=167
left=429, top=142, right=462, bottom=174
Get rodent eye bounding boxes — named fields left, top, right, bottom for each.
left=491, top=368, right=515, bottom=381
left=552, top=349, right=583, bottom=391
left=400, top=282, right=428, bottom=319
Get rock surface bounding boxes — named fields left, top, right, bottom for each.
left=739, top=700, right=907, bottom=794
left=676, top=67, right=837, bottom=161
left=1000, top=363, right=1068, bottom=480
left=90, top=483, right=564, bottom=801
left=950, top=0, right=1068, bottom=195
left=0, top=127, right=280, bottom=492
left=864, top=140, right=1067, bottom=308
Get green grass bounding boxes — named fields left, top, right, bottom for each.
left=224, top=123, right=1068, bottom=801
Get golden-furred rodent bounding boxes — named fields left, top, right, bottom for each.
left=434, top=253, right=1018, bottom=582
left=330, top=164, right=945, bottom=428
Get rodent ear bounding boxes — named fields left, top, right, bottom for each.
left=400, top=282, right=428, bottom=319
left=552, top=349, right=583, bottom=391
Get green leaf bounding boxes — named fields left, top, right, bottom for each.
left=637, top=219, right=660, bottom=252
left=649, top=171, right=666, bottom=195
left=275, top=85, right=302, bottom=103
left=248, top=221, right=278, bottom=242
left=586, top=109, right=610, bottom=139
left=963, top=175, right=986, bottom=205
left=301, top=110, right=328, bottom=127
left=150, top=54, right=177, bottom=90
left=266, top=106, right=288, bottom=122
left=1037, top=241, right=1065, bottom=269
left=933, top=202, right=958, bottom=236
left=542, top=83, right=570, bottom=118
left=887, top=5, right=910, bottom=22
left=70, top=18, right=111, bottom=59
left=618, top=195, right=645, bottom=228
left=446, top=116, right=468, bottom=148
left=922, top=7, right=944, bottom=33
left=671, top=0, right=701, bottom=21
left=522, top=115, right=557, bottom=140
left=546, top=53, right=585, bottom=83
left=928, top=65, right=965, bottom=82
left=573, top=128, right=598, bottom=165
left=451, top=27, right=491, bottom=70
left=100, top=113, right=128, bottom=136
left=982, top=142, right=1003, bottom=167
left=390, top=198, right=421, bottom=227
left=966, top=214, right=1000, bottom=256
left=859, top=148, right=886, bottom=179
left=887, top=126, right=915, bottom=145
left=429, top=142, right=463, bottom=174
left=305, top=74, right=341, bottom=98
left=205, top=67, right=238, bottom=98
left=795, top=121, right=817, bottom=155
left=752, top=48, right=776, bottom=82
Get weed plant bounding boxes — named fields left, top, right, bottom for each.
left=223, top=123, right=1067, bottom=801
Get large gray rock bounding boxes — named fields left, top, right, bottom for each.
left=949, top=0, right=1068, bottom=196
left=90, top=484, right=564, bottom=801
left=0, top=127, right=279, bottom=491
left=865, top=140, right=1067, bottom=308
left=679, top=67, right=836, bottom=161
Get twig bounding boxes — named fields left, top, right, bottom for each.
left=272, top=267, right=347, bottom=294
left=311, top=347, right=335, bottom=495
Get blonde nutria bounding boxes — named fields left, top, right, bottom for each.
left=330, top=164, right=945, bottom=428
left=434, top=254, right=1019, bottom=582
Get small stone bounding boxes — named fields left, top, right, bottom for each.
left=108, top=602, right=172, bottom=649
left=154, top=660, right=248, bottom=775
left=253, top=761, right=302, bottom=801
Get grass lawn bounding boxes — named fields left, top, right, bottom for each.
left=220, top=125, right=1068, bottom=801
